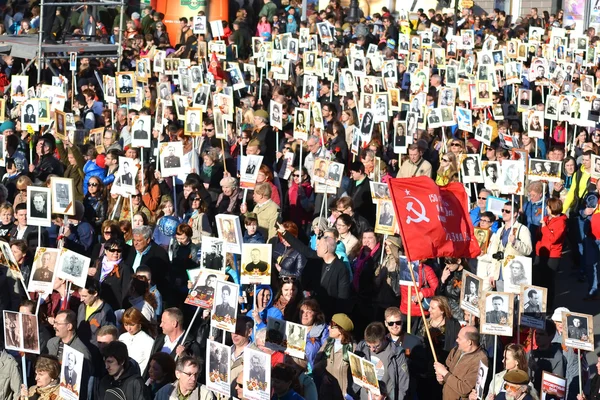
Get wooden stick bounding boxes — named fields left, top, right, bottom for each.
left=172, top=176, right=177, bottom=217
left=491, top=335, right=498, bottom=393
left=21, top=355, right=27, bottom=394
left=407, top=262, right=438, bottom=363
left=407, top=284, right=412, bottom=333
left=578, top=348, right=583, bottom=395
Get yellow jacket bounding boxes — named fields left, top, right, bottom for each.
left=562, top=166, right=590, bottom=213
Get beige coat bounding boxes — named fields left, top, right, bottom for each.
left=314, top=342, right=355, bottom=399
left=442, top=347, right=489, bottom=400
left=251, top=200, right=280, bottom=240
left=397, top=158, right=432, bottom=178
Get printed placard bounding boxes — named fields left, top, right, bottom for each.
left=519, top=285, right=547, bottom=330
left=216, top=214, right=243, bottom=255
left=541, top=372, right=566, bottom=400
left=59, top=344, right=84, bottom=400
left=243, top=348, right=271, bottom=400
left=241, top=243, right=272, bottom=285
left=185, top=269, right=226, bottom=309
left=460, top=271, right=482, bottom=318
left=480, top=291, right=514, bottom=336
left=501, top=255, right=532, bottom=294
left=56, top=248, right=91, bottom=288
left=206, top=340, right=231, bottom=397
left=211, top=280, right=239, bottom=332
left=28, top=247, right=60, bottom=294
left=562, top=311, right=594, bottom=351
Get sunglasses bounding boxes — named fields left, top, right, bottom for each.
left=281, top=276, right=296, bottom=284
left=451, top=143, right=462, bottom=147
left=106, top=248, right=123, bottom=253
left=480, top=219, right=491, bottom=223
left=442, top=158, right=449, bottom=162
left=132, top=194, right=142, bottom=198
left=478, top=196, right=488, bottom=200
left=329, top=322, right=339, bottom=329
left=386, top=320, right=402, bottom=326
left=293, top=174, right=301, bottom=177
left=88, top=183, right=99, bottom=187
left=502, top=209, right=512, bottom=214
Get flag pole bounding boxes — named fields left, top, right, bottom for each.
left=406, top=261, right=438, bottom=363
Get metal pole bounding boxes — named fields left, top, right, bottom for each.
left=36, top=0, right=44, bottom=83
left=117, top=0, right=125, bottom=72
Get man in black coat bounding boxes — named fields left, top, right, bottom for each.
left=346, top=161, right=375, bottom=225
left=125, top=226, right=171, bottom=303
left=95, top=341, right=150, bottom=400
left=31, top=135, right=64, bottom=183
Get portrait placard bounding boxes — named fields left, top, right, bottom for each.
left=56, top=248, right=91, bottom=288
left=461, top=154, right=484, bottom=184
left=240, top=155, right=264, bottom=189
left=475, top=361, right=488, bottom=400
left=50, top=177, right=75, bottom=215
left=0, top=240, right=22, bottom=281
left=480, top=291, right=514, bottom=336
left=159, top=141, right=184, bottom=178
left=375, top=199, right=396, bottom=235
left=216, top=214, right=243, bottom=254
left=501, top=255, right=532, bottom=294
left=369, top=182, right=390, bottom=202
left=398, top=256, right=421, bottom=286
left=473, top=228, right=490, bottom=254
left=293, top=108, right=310, bottom=141
left=348, top=352, right=381, bottom=396
left=562, top=311, right=594, bottom=351
left=59, top=344, right=84, bottom=400
left=500, top=160, right=525, bottom=195
left=113, top=156, right=139, bottom=196
left=243, top=348, right=271, bottom=400
left=201, top=237, right=226, bottom=271
left=185, top=269, right=227, bottom=309
left=28, top=247, right=60, bottom=294
left=131, top=115, right=152, bottom=148
left=519, top=285, right=547, bottom=330
left=27, top=186, right=52, bottom=227
left=325, top=161, right=344, bottom=188
left=211, top=280, right=239, bottom=332
left=116, top=72, right=136, bottom=98
left=206, top=340, right=231, bottom=397
left=541, top=372, right=566, bottom=400
left=528, top=159, right=562, bottom=182
left=241, top=243, right=272, bottom=285
left=460, top=271, right=482, bottom=318
left=3, top=311, right=40, bottom=354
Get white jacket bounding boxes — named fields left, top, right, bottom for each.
left=119, top=330, right=155, bottom=373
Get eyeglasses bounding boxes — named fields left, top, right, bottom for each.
left=480, top=219, right=491, bottom=223
left=88, top=183, right=99, bottom=187
left=386, top=320, right=402, bottom=326
left=502, top=209, right=512, bottom=214
left=442, top=158, right=449, bottom=162
left=451, top=143, right=462, bottom=147
left=106, top=248, right=123, bottom=253
left=329, top=322, right=339, bottom=329
left=179, top=370, right=199, bottom=378
left=478, top=196, right=488, bottom=200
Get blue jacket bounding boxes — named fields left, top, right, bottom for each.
left=64, top=221, right=96, bottom=253
left=83, top=160, right=107, bottom=196
left=470, top=206, right=499, bottom=233
left=244, top=231, right=266, bottom=243
left=245, top=285, right=283, bottom=334
left=305, top=323, right=329, bottom=373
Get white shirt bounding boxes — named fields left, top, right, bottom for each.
left=161, top=332, right=184, bottom=354
left=119, top=330, right=155, bottom=373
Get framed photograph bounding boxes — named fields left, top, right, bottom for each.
left=185, top=107, right=203, bottom=136
left=369, top=182, right=390, bottom=202
left=50, top=177, right=75, bottom=215
left=475, top=361, right=488, bottom=400
left=21, top=100, right=39, bottom=127
left=216, top=214, right=243, bottom=255
left=27, top=247, right=60, bottom=294
left=517, top=89, right=532, bottom=112
left=3, top=311, right=40, bottom=354
left=461, top=154, right=484, bottom=184
left=114, top=156, right=138, bottom=195
left=0, top=240, right=21, bottom=281
left=10, top=75, right=28, bottom=102
left=398, top=256, right=421, bottom=286
left=562, top=312, right=593, bottom=351
left=206, top=340, right=231, bottom=397
left=243, top=348, right=270, bottom=399
left=480, top=291, right=514, bottom=336
left=103, top=76, right=116, bottom=104
left=131, top=115, right=152, bottom=148
left=186, top=269, right=226, bottom=309
left=240, top=155, right=264, bottom=189
left=56, top=247, right=91, bottom=288
left=116, top=72, right=136, bottom=98
left=27, top=186, right=51, bottom=227
left=519, top=285, right=547, bottom=330
left=192, top=84, right=210, bottom=111
left=374, top=199, right=396, bottom=235
left=241, top=243, right=272, bottom=285
left=159, top=142, right=184, bottom=178
left=501, top=256, right=532, bottom=294
left=136, top=58, right=150, bottom=83
left=59, top=344, right=84, bottom=400
left=460, top=271, right=482, bottom=318
left=211, top=280, right=239, bottom=332
left=54, top=109, right=66, bottom=139
left=473, top=228, right=490, bottom=253
left=474, top=123, right=491, bottom=145
left=541, top=372, right=566, bottom=400
left=200, top=237, right=226, bottom=271
left=312, top=158, right=330, bottom=184
left=500, top=160, right=525, bottom=195
left=293, top=108, right=310, bottom=141
left=153, top=50, right=166, bottom=73
left=36, top=98, right=50, bottom=123
left=529, top=159, right=562, bottom=182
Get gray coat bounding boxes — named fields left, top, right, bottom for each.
left=154, top=383, right=215, bottom=400
left=0, top=351, right=20, bottom=400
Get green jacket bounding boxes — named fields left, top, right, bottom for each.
left=259, top=1, right=277, bottom=23
left=141, top=14, right=155, bottom=35
left=57, top=142, right=85, bottom=202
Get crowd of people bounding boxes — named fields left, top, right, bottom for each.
left=0, top=0, right=597, bottom=399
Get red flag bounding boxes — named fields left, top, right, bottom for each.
left=388, top=176, right=481, bottom=261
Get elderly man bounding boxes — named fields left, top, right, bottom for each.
left=304, top=135, right=329, bottom=181
left=240, top=183, right=280, bottom=240
left=154, top=356, right=214, bottom=399
left=397, top=144, right=432, bottom=178
left=252, top=109, right=275, bottom=166
left=433, top=326, right=488, bottom=400
left=470, top=189, right=494, bottom=227
left=124, top=226, right=170, bottom=299
left=523, top=181, right=546, bottom=248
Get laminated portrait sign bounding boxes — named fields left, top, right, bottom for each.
left=206, top=340, right=231, bottom=397
left=473, top=227, right=490, bottom=253
left=211, top=280, right=239, bottom=332
left=500, top=159, right=525, bottom=195
left=348, top=352, right=381, bottom=396
left=375, top=199, right=396, bottom=235
left=501, top=255, right=532, bottom=294
left=562, top=311, right=594, bottom=351
left=480, top=291, right=514, bottom=336
left=243, top=348, right=271, bottom=400
left=51, top=177, right=75, bottom=215
left=59, top=345, right=84, bottom=400
left=528, top=158, right=562, bottom=182
left=185, top=269, right=227, bottom=309
left=27, top=186, right=52, bottom=227
left=56, top=248, right=91, bottom=288
left=482, top=161, right=500, bottom=191
left=159, top=141, right=184, bottom=178
left=131, top=115, right=152, bottom=148
left=28, top=247, right=60, bottom=294
left=241, top=243, right=272, bottom=285
left=475, top=361, right=488, bottom=400
left=519, top=285, right=547, bottom=330
left=398, top=256, right=421, bottom=286
left=216, top=214, right=243, bottom=255
left=460, top=154, right=484, bottom=184
left=200, top=237, right=226, bottom=271
left=3, top=311, right=40, bottom=354
left=0, top=240, right=22, bottom=281
left=240, top=155, right=264, bottom=189
left=112, top=156, right=139, bottom=196
left=370, top=182, right=390, bottom=202
left=460, top=271, right=482, bottom=318
left=541, top=372, right=566, bottom=400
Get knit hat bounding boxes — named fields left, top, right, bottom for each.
left=311, top=217, right=328, bottom=232
left=96, top=154, right=106, bottom=169
left=551, top=307, right=569, bottom=322
left=131, top=12, right=141, bottom=20
left=254, top=109, right=269, bottom=120
left=0, top=120, right=15, bottom=133
left=331, top=313, right=354, bottom=332
left=504, top=369, right=529, bottom=385
left=385, top=236, right=401, bottom=249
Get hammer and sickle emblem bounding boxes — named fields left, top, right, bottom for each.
left=405, top=196, right=430, bottom=224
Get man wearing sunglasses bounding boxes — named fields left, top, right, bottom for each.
left=481, top=201, right=532, bottom=292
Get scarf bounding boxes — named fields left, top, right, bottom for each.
left=322, top=337, right=352, bottom=363
left=100, top=258, right=122, bottom=282
left=202, top=165, right=213, bottom=179
left=28, top=382, right=59, bottom=400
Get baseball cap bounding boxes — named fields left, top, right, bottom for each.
left=551, top=307, right=569, bottom=322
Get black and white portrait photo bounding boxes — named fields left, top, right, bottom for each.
left=375, top=199, right=395, bottom=235
left=241, top=243, right=272, bottom=284
left=461, top=155, right=483, bottom=184
left=500, top=160, right=525, bottom=195
left=523, top=288, right=543, bottom=314
left=240, top=155, right=264, bottom=189
left=158, top=82, right=171, bottom=102
left=502, top=257, right=532, bottom=294
left=528, top=159, right=562, bottom=182
left=216, top=215, right=243, bottom=254
left=28, top=247, right=60, bottom=293
left=481, top=292, right=513, bottom=336
left=562, top=312, right=593, bottom=351
left=285, top=322, right=307, bottom=358
left=205, top=340, right=231, bottom=396
left=243, top=348, right=270, bottom=398
left=27, top=186, right=51, bottom=227
left=482, top=161, right=500, bottom=190
left=131, top=115, right=152, bottom=148
left=270, top=101, right=283, bottom=131
left=116, top=72, right=135, bottom=98
left=485, top=295, right=508, bottom=325
left=21, top=313, right=39, bottom=353
left=201, top=237, right=225, bottom=271
left=185, top=108, right=202, bottom=135
left=3, top=311, right=21, bottom=350
left=293, top=108, right=310, bottom=141
left=115, top=156, right=138, bottom=195
left=370, top=182, right=390, bottom=201
left=51, top=177, right=75, bottom=216
left=211, top=280, right=239, bottom=332
left=160, top=142, right=184, bottom=178
left=460, top=271, right=482, bottom=317
left=59, top=344, right=84, bottom=398
left=326, top=162, right=344, bottom=187
left=56, top=248, right=90, bottom=288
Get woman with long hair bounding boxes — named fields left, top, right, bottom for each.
left=478, top=343, right=534, bottom=398
left=334, top=214, right=359, bottom=261
left=119, top=307, right=156, bottom=373
left=439, top=257, right=469, bottom=321
left=256, top=164, right=281, bottom=206
left=272, top=221, right=307, bottom=283
left=132, top=212, right=149, bottom=229
left=313, top=313, right=355, bottom=400
left=553, top=156, right=576, bottom=199
left=138, top=164, right=161, bottom=216
left=84, top=176, right=108, bottom=233
left=285, top=167, right=314, bottom=232
left=273, top=277, right=303, bottom=322
left=436, top=152, right=458, bottom=186
left=184, top=193, right=212, bottom=244
left=373, top=236, right=402, bottom=318
left=146, top=352, right=176, bottom=397
left=93, top=237, right=132, bottom=311
left=298, top=299, right=329, bottom=372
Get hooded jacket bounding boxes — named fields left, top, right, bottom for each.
left=536, top=214, right=567, bottom=258
left=83, top=159, right=107, bottom=196
left=305, top=323, right=329, bottom=372
left=95, top=361, right=150, bottom=400
left=246, top=285, right=283, bottom=332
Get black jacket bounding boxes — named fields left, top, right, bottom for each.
left=143, top=333, right=202, bottom=379
left=31, top=153, right=65, bottom=183
left=84, top=195, right=108, bottom=231
left=124, top=242, right=170, bottom=304
left=94, top=260, right=133, bottom=311
left=346, top=177, right=376, bottom=226
left=95, top=362, right=150, bottom=400
left=9, top=226, right=49, bottom=254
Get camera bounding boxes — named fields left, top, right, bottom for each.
left=492, top=251, right=504, bottom=260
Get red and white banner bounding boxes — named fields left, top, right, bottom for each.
left=388, top=176, right=481, bottom=261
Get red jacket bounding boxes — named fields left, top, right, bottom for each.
left=535, top=214, right=567, bottom=258
left=399, top=264, right=439, bottom=317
